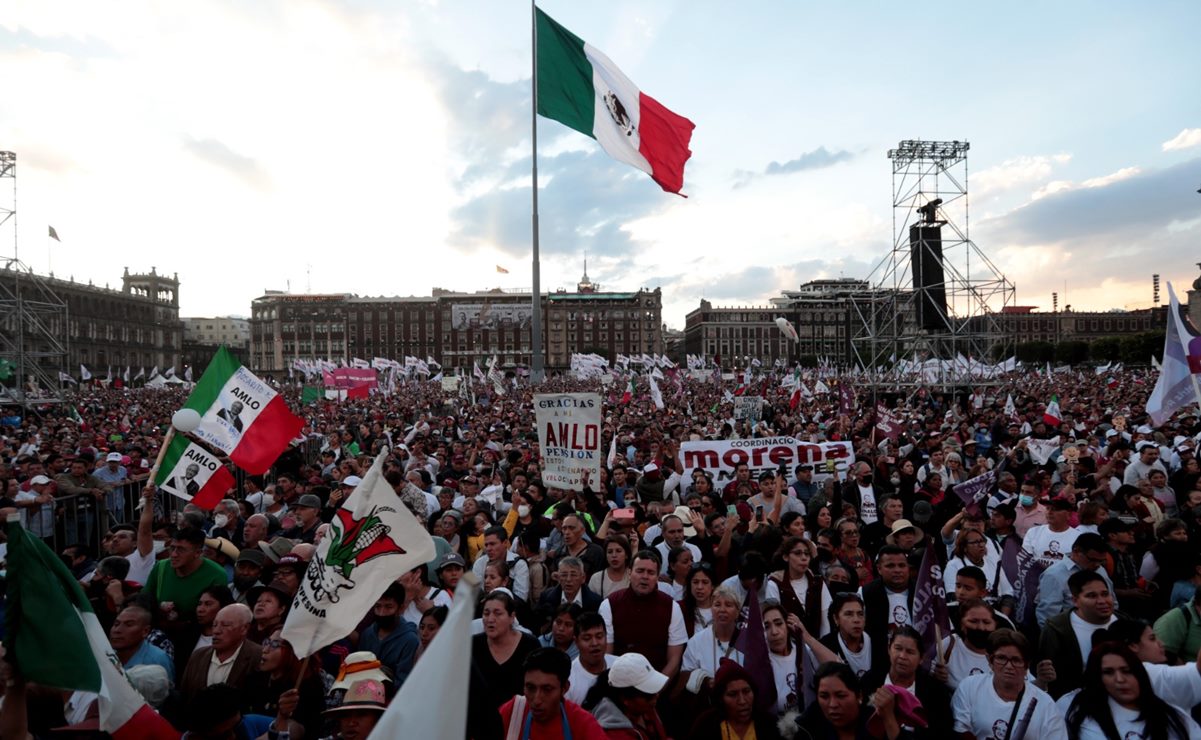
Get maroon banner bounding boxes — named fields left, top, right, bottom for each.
left=322, top=368, right=377, bottom=390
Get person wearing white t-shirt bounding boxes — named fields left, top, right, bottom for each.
left=1062, top=643, right=1201, bottom=740
left=1020, top=498, right=1079, bottom=569
left=563, top=612, right=617, bottom=706
left=952, top=630, right=1067, bottom=740
left=680, top=587, right=744, bottom=696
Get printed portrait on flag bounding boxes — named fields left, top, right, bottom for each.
left=451, top=303, right=533, bottom=330
left=165, top=463, right=201, bottom=498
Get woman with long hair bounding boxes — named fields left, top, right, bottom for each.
left=680, top=561, right=718, bottom=637
left=1066, top=642, right=1199, bottom=739
left=780, top=511, right=808, bottom=541
left=659, top=545, right=694, bottom=601
left=688, top=660, right=782, bottom=740
left=245, top=627, right=326, bottom=734
left=191, top=585, right=234, bottom=653
left=590, top=534, right=633, bottom=598
left=861, top=628, right=952, bottom=738
left=796, top=662, right=910, bottom=740
left=586, top=652, right=671, bottom=740
left=834, top=519, right=873, bottom=587
left=819, top=593, right=873, bottom=678
left=415, top=604, right=448, bottom=663
left=771, top=536, right=833, bottom=637
left=806, top=505, right=833, bottom=537
left=761, top=601, right=840, bottom=716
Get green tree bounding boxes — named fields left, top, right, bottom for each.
left=1053, top=341, right=1089, bottom=365
left=1016, top=341, right=1054, bottom=364
left=1090, top=336, right=1122, bottom=363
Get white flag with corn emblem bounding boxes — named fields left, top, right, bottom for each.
left=282, top=448, right=435, bottom=658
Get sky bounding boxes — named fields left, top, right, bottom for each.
left=2, top=1, right=1199, bottom=329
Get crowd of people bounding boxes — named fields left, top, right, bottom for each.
left=2, top=364, right=1201, bottom=738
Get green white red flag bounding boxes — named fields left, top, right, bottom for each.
left=183, top=346, right=303, bottom=474
left=153, top=434, right=234, bottom=509
left=621, top=376, right=635, bottom=404
left=2, top=517, right=177, bottom=739
left=535, top=7, right=695, bottom=194
left=1043, top=394, right=1062, bottom=426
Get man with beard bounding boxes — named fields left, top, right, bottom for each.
left=231, top=549, right=267, bottom=604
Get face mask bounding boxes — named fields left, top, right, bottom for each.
left=375, top=614, right=399, bottom=629
left=152, top=540, right=167, bottom=554
left=827, top=581, right=854, bottom=595
left=233, top=575, right=257, bottom=591
left=860, top=474, right=873, bottom=486
left=517, top=505, right=531, bottom=518
left=890, top=475, right=901, bottom=487
left=964, top=628, right=992, bottom=650
left=1019, top=495, right=1035, bottom=507
left=213, top=514, right=229, bottom=530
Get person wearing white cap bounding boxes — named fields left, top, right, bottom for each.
left=14, top=474, right=55, bottom=539
left=587, top=652, right=671, bottom=739
left=1124, top=441, right=1167, bottom=486
left=94, top=451, right=130, bottom=522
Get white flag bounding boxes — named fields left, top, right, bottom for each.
left=1148, top=283, right=1201, bottom=426
left=1004, top=393, right=1016, bottom=418
left=367, top=577, right=477, bottom=740
left=149, top=365, right=159, bottom=378
left=282, top=449, right=435, bottom=659
left=184, top=366, right=193, bottom=382
left=58, top=371, right=77, bottom=384
left=123, top=366, right=130, bottom=382
left=135, top=367, right=146, bottom=381
left=79, top=364, right=92, bottom=381
left=1026, top=436, right=1062, bottom=466
left=649, top=373, right=665, bottom=410
left=164, top=367, right=175, bottom=378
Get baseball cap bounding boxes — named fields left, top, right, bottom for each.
left=295, top=494, right=322, bottom=509
left=236, top=549, right=267, bottom=567
left=29, top=474, right=51, bottom=486
left=341, top=475, right=363, bottom=488
left=106, top=452, right=123, bottom=463
left=609, top=653, right=669, bottom=695
left=436, top=552, right=467, bottom=571
left=643, top=462, right=659, bottom=475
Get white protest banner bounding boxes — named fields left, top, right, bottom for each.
left=534, top=393, right=602, bottom=492
left=283, top=449, right=435, bottom=658
left=440, top=376, right=461, bottom=392
left=680, top=436, right=854, bottom=485
left=733, top=396, right=764, bottom=422
left=1026, top=436, right=1062, bottom=466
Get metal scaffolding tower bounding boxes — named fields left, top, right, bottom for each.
left=851, top=140, right=1015, bottom=387
left=0, top=151, right=69, bottom=406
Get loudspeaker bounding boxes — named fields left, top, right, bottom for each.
left=909, top=224, right=947, bottom=332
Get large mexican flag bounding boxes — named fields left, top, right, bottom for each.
left=536, top=7, right=695, bottom=194
left=3, top=517, right=178, bottom=738
left=153, top=434, right=235, bottom=509
left=184, top=346, right=303, bottom=475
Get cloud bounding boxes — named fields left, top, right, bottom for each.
left=978, top=156, right=1201, bottom=311
left=973, top=154, right=1071, bottom=198
left=181, top=136, right=270, bottom=190
left=732, top=146, right=855, bottom=188
left=448, top=148, right=674, bottom=260
left=1163, top=128, right=1201, bottom=152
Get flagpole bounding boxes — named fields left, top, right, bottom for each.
left=529, top=0, right=545, bottom=383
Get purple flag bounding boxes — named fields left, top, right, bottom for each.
left=1012, top=545, right=1047, bottom=627
left=734, top=586, right=778, bottom=715
left=1000, top=533, right=1020, bottom=586
left=911, top=541, right=951, bottom=670
left=839, top=384, right=855, bottom=415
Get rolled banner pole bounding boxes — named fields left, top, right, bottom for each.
left=148, top=426, right=176, bottom=481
